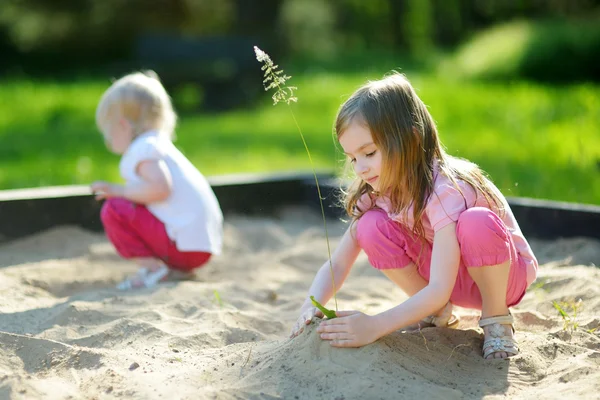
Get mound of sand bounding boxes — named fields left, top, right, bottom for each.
left=0, top=207, right=599, bottom=399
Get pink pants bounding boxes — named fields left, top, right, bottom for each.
left=100, top=198, right=211, bottom=272
left=356, top=207, right=528, bottom=309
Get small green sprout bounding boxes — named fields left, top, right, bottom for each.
left=213, top=290, right=224, bottom=307
left=529, top=279, right=548, bottom=292
left=552, top=299, right=582, bottom=333
left=310, top=296, right=336, bottom=319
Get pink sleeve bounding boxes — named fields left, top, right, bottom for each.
left=426, top=182, right=469, bottom=232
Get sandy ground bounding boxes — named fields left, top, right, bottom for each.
left=0, top=206, right=599, bottom=400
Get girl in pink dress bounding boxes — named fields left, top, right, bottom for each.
left=291, top=73, right=537, bottom=360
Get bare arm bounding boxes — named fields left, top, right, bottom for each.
left=91, top=160, right=172, bottom=204
left=124, top=160, right=172, bottom=204
left=302, top=224, right=362, bottom=308
left=291, top=224, right=362, bottom=336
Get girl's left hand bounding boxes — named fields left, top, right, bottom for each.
left=316, top=310, right=381, bottom=348
left=90, top=181, right=125, bottom=200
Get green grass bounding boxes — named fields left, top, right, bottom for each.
left=0, top=72, right=599, bottom=204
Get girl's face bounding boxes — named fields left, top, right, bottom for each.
left=339, top=121, right=382, bottom=191
left=101, top=117, right=134, bottom=155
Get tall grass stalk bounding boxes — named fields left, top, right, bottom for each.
left=254, top=46, right=337, bottom=311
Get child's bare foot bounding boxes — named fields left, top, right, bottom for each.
left=479, top=313, right=519, bottom=360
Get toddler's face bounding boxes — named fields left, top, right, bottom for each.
left=101, top=117, right=133, bottom=155
left=339, top=122, right=382, bottom=191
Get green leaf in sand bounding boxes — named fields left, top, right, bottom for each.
left=310, top=296, right=336, bottom=319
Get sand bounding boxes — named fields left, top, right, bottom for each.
left=0, top=206, right=599, bottom=400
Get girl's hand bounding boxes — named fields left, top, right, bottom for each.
left=90, top=181, right=125, bottom=200
left=290, top=304, right=324, bottom=338
left=316, top=310, right=381, bottom=348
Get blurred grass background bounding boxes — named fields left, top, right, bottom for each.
left=1, top=65, right=598, bottom=204
left=1, top=1, right=599, bottom=205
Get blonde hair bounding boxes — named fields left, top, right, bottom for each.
left=96, top=70, right=177, bottom=140
left=336, top=73, right=504, bottom=237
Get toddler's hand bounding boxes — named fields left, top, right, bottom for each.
left=290, top=304, right=323, bottom=338
left=91, top=181, right=124, bottom=200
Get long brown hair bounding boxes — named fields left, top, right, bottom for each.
left=335, top=73, right=504, bottom=237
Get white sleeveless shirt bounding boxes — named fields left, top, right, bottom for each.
left=119, top=131, right=223, bottom=255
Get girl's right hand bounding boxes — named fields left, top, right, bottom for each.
left=290, top=304, right=323, bottom=338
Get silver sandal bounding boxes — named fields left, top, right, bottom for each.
left=479, top=313, right=519, bottom=359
